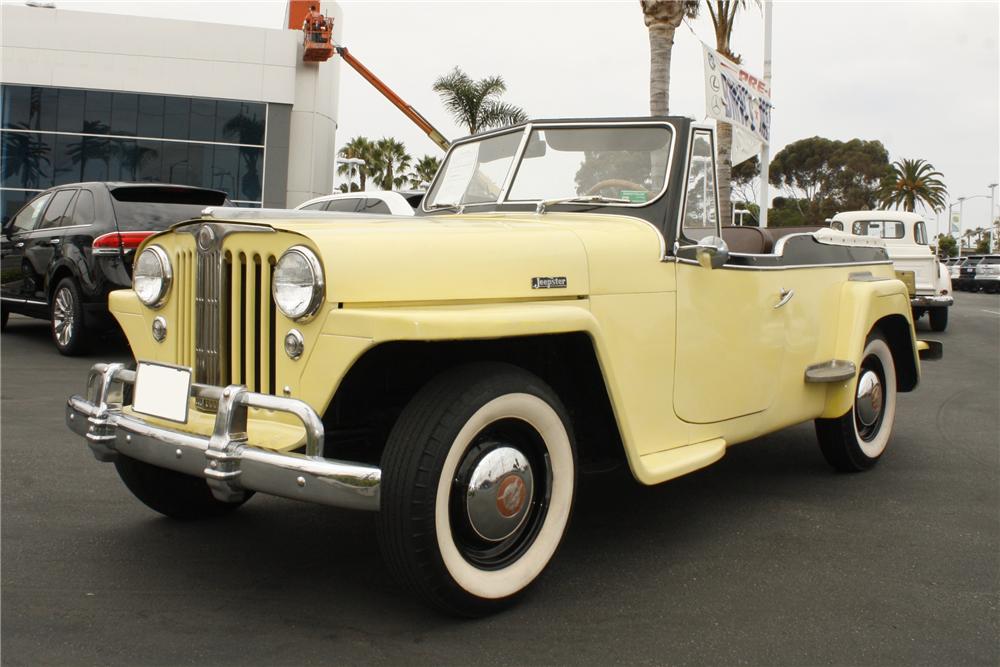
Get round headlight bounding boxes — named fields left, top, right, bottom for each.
left=133, top=245, right=171, bottom=308
left=272, top=246, right=324, bottom=321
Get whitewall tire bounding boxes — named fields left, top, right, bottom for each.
left=377, top=363, right=576, bottom=616
left=815, top=335, right=897, bottom=472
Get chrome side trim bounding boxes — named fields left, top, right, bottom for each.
left=675, top=257, right=895, bottom=271
left=66, top=363, right=381, bottom=511
left=804, top=360, right=857, bottom=383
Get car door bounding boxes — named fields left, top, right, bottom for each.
left=673, top=129, right=786, bottom=424
left=23, top=188, right=78, bottom=301
left=1, top=191, right=54, bottom=302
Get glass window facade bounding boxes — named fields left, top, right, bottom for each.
left=1, top=84, right=266, bottom=223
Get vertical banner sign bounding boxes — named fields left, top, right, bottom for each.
left=703, top=44, right=773, bottom=153
left=951, top=213, right=961, bottom=235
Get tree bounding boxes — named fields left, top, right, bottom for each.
left=640, top=1, right=699, bottom=115
left=936, top=234, right=958, bottom=258
left=705, top=0, right=759, bottom=227
left=769, top=136, right=891, bottom=224
left=1, top=125, right=50, bottom=189
left=731, top=155, right=760, bottom=210
left=408, top=155, right=441, bottom=189
left=975, top=235, right=991, bottom=254
left=879, top=158, right=947, bottom=213
left=432, top=68, right=527, bottom=135
left=368, top=137, right=412, bottom=190
left=337, top=136, right=375, bottom=191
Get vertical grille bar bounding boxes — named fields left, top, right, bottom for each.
left=230, top=253, right=243, bottom=385
left=260, top=257, right=272, bottom=395
left=244, top=254, right=257, bottom=392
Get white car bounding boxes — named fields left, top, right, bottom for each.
left=295, top=190, right=423, bottom=216
left=831, top=211, right=953, bottom=331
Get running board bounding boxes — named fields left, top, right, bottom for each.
left=804, top=360, right=856, bottom=383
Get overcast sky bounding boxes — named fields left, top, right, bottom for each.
left=41, top=1, right=1000, bottom=234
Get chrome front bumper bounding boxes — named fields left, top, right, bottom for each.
left=911, top=294, right=954, bottom=308
left=66, top=363, right=381, bottom=511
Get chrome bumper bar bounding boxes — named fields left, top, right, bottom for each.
left=66, top=363, right=380, bottom=511
left=911, top=294, right=953, bottom=307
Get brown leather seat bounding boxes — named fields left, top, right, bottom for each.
left=720, top=225, right=774, bottom=254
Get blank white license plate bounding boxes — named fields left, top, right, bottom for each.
left=132, top=362, right=192, bottom=423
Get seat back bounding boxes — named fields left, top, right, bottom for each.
left=720, top=225, right=774, bottom=254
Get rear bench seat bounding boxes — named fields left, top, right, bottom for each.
left=721, top=225, right=829, bottom=255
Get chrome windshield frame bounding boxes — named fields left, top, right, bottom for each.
left=420, top=120, right=677, bottom=214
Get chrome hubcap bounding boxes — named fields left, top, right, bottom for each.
left=52, top=287, right=74, bottom=346
left=464, top=447, right=534, bottom=542
left=856, top=369, right=883, bottom=428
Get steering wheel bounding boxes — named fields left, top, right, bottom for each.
left=585, top=179, right=650, bottom=196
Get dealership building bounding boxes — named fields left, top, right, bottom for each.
left=0, top=1, right=343, bottom=221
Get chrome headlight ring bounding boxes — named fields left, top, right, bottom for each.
left=272, top=245, right=325, bottom=322
left=133, top=244, right=172, bottom=309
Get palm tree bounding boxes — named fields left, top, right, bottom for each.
left=1, top=125, right=50, bottom=189
left=337, top=136, right=374, bottom=191
left=640, top=0, right=699, bottom=115
left=706, top=0, right=759, bottom=226
left=223, top=111, right=266, bottom=201
left=432, top=67, right=527, bottom=135
left=879, top=158, right=947, bottom=212
left=368, top=137, right=412, bottom=190
left=408, top=155, right=441, bottom=189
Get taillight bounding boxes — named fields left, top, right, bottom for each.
left=92, top=231, right=156, bottom=255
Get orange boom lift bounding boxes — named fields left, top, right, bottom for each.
left=289, top=1, right=451, bottom=152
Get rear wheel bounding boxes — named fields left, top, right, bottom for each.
left=377, top=363, right=576, bottom=617
left=815, top=335, right=897, bottom=472
left=929, top=307, right=948, bottom=332
left=114, top=455, right=252, bottom=520
left=51, top=277, right=89, bottom=355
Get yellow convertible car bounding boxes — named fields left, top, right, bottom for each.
left=66, top=117, right=941, bottom=616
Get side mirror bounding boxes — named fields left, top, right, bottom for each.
left=677, top=235, right=730, bottom=269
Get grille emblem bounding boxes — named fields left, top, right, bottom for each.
left=198, top=225, right=216, bottom=251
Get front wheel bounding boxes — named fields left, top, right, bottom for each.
left=815, top=335, right=897, bottom=472
left=114, top=455, right=252, bottom=520
left=377, top=363, right=576, bottom=617
left=929, top=307, right=948, bottom=332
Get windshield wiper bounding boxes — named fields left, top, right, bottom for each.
left=425, top=202, right=465, bottom=214
left=535, top=195, right=632, bottom=214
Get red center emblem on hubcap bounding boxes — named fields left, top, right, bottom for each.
left=496, top=475, right=526, bottom=518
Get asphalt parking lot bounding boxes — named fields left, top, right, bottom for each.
left=2, top=292, right=998, bottom=666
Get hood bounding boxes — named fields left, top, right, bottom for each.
left=265, top=213, right=591, bottom=304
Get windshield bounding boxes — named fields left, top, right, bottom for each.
left=424, top=124, right=673, bottom=209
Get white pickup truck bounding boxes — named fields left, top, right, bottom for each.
left=831, top=211, right=952, bottom=331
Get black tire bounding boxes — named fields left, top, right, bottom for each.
left=929, top=307, right=948, bottom=332
left=377, top=362, right=577, bottom=617
left=815, top=334, right=897, bottom=472
left=50, top=277, right=90, bottom=355
left=114, top=455, right=251, bottom=520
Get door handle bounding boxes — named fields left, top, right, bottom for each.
left=48, top=238, right=61, bottom=245
left=14, top=242, right=24, bottom=248
left=774, top=287, right=795, bottom=309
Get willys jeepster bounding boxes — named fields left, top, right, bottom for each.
left=66, top=118, right=942, bottom=616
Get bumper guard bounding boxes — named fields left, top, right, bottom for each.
left=910, top=294, right=954, bottom=308
left=66, top=363, right=380, bottom=511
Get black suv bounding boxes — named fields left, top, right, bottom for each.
left=1, top=182, right=227, bottom=354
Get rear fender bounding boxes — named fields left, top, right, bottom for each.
left=821, top=280, right=919, bottom=419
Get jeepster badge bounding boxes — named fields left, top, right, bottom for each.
left=531, top=276, right=567, bottom=289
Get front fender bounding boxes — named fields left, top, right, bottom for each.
left=821, top=279, right=919, bottom=418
